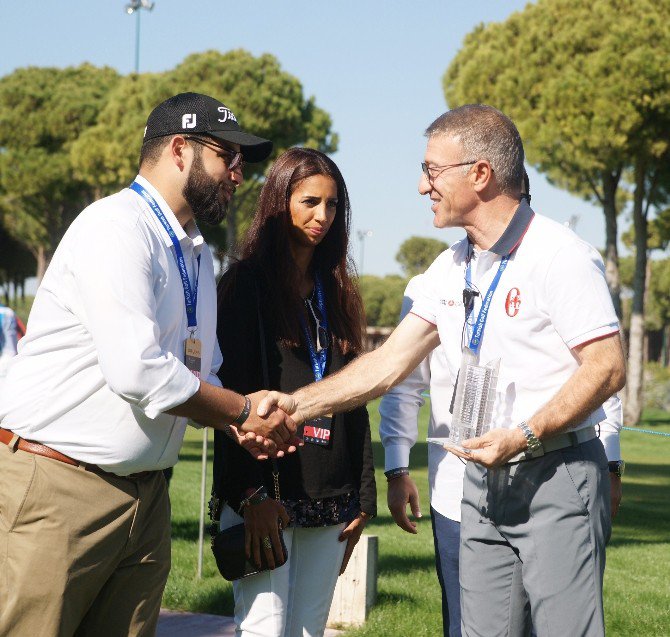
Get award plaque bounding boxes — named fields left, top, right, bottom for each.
left=449, top=349, right=500, bottom=445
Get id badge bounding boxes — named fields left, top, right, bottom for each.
left=184, top=337, right=202, bottom=378
left=303, top=415, right=333, bottom=446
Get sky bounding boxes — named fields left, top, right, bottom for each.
left=2, top=0, right=612, bottom=276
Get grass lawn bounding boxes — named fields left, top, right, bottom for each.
left=165, top=401, right=670, bottom=636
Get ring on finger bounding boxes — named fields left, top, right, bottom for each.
left=262, top=536, right=272, bottom=550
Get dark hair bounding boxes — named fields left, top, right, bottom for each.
left=521, top=168, right=531, bottom=203
left=139, top=135, right=172, bottom=169
left=232, top=147, right=365, bottom=355
left=426, top=104, right=524, bottom=196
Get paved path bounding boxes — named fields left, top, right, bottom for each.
left=157, top=609, right=343, bottom=636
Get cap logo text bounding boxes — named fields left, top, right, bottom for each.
left=182, top=114, right=197, bottom=129
left=217, top=106, right=238, bottom=124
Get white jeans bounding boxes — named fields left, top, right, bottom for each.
left=220, top=505, right=347, bottom=637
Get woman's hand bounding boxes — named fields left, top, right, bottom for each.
left=243, top=498, right=290, bottom=569
left=338, top=513, right=369, bottom=575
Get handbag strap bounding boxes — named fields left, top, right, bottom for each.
left=253, top=278, right=280, bottom=501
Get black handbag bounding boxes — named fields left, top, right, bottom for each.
left=211, top=515, right=287, bottom=581
left=210, top=277, right=287, bottom=581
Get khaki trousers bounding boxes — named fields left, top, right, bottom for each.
left=0, top=443, right=171, bottom=637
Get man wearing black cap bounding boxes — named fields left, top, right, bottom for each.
left=0, top=93, right=294, bottom=636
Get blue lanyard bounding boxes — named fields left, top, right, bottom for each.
left=130, top=181, right=201, bottom=331
left=300, top=273, right=329, bottom=381
left=465, top=246, right=509, bottom=354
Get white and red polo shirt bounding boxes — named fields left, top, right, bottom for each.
left=410, top=200, right=620, bottom=433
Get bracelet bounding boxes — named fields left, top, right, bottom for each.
left=385, top=467, right=410, bottom=482
left=359, top=511, right=375, bottom=520
left=237, top=486, right=268, bottom=514
left=232, top=396, right=252, bottom=426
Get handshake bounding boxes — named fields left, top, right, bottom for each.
left=229, top=390, right=303, bottom=460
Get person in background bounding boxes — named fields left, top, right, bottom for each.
left=0, top=302, right=19, bottom=393
left=212, top=147, right=376, bottom=637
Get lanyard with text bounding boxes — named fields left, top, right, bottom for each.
left=300, top=272, right=329, bottom=381
left=130, top=181, right=203, bottom=377
left=300, top=273, right=332, bottom=446
left=465, top=246, right=509, bottom=355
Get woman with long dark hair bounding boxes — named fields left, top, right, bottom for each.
left=212, top=147, right=376, bottom=637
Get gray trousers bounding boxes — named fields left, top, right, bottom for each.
left=460, top=438, right=611, bottom=637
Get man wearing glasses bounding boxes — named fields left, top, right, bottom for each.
left=259, top=104, right=625, bottom=636
left=0, top=93, right=297, bottom=636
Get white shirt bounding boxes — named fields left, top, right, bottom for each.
left=411, top=205, right=620, bottom=434
left=380, top=275, right=466, bottom=521
left=0, top=175, right=222, bottom=475
left=381, top=208, right=623, bottom=522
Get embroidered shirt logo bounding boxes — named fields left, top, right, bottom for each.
left=182, top=113, right=197, bottom=129
left=505, top=288, right=521, bottom=317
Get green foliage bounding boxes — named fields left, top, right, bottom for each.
left=644, top=362, right=670, bottom=410
left=444, top=0, right=670, bottom=201
left=619, top=256, right=670, bottom=331
left=395, top=236, right=449, bottom=277
left=0, top=64, right=121, bottom=271
left=358, top=275, right=408, bottom=327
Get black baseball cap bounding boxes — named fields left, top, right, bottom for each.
left=143, top=92, right=273, bottom=163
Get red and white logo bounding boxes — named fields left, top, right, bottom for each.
left=505, top=288, right=521, bottom=317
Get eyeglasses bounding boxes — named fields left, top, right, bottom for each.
left=184, top=135, right=244, bottom=172
left=305, top=297, right=330, bottom=352
left=421, top=160, right=477, bottom=185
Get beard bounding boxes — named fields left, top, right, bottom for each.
left=182, top=152, right=230, bottom=226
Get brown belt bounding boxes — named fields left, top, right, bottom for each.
left=0, top=427, right=157, bottom=480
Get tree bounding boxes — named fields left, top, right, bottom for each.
left=72, top=49, right=337, bottom=262
left=358, top=275, right=408, bottom=327
left=443, top=0, right=670, bottom=424
left=396, top=236, right=449, bottom=277
left=0, top=64, right=121, bottom=278
left=0, top=222, right=35, bottom=304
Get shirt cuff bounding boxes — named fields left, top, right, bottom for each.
left=566, top=324, right=619, bottom=349
left=141, top=366, right=200, bottom=420
left=384, top=443, right=411, bottom=472
left=599, top=428, right=621, bottom=461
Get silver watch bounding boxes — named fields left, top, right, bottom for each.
left=517, top=421, right=544, bottom=460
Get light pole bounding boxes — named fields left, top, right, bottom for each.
left=357, top=229, right=373, bottom=275
left=125, top=0, right=155, bottom=74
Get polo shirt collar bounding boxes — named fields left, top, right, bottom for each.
left=489, top=199, right=535, bottom=256
left=133, top=175, right=204, bottom=255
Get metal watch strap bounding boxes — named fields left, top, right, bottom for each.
left=232, top=395, right=252, bottom=426
left=608, top=460, right=625, bottom=477
left=517, top=421, right=544, bottom=459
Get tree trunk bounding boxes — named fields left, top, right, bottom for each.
left=623, top=159, right=648, bottom=426
left=602, top=170, right=623, bottom=321
left=36, top=245, right=48, bottom=282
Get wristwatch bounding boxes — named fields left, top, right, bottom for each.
left=517, top=421, right=544, bottom=460
left=608, top=460, right=625, bottom=478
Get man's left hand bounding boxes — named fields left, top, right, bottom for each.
left=452, top=427, right=527, bottom=468
left=338, top=514, right=368, bottom=575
